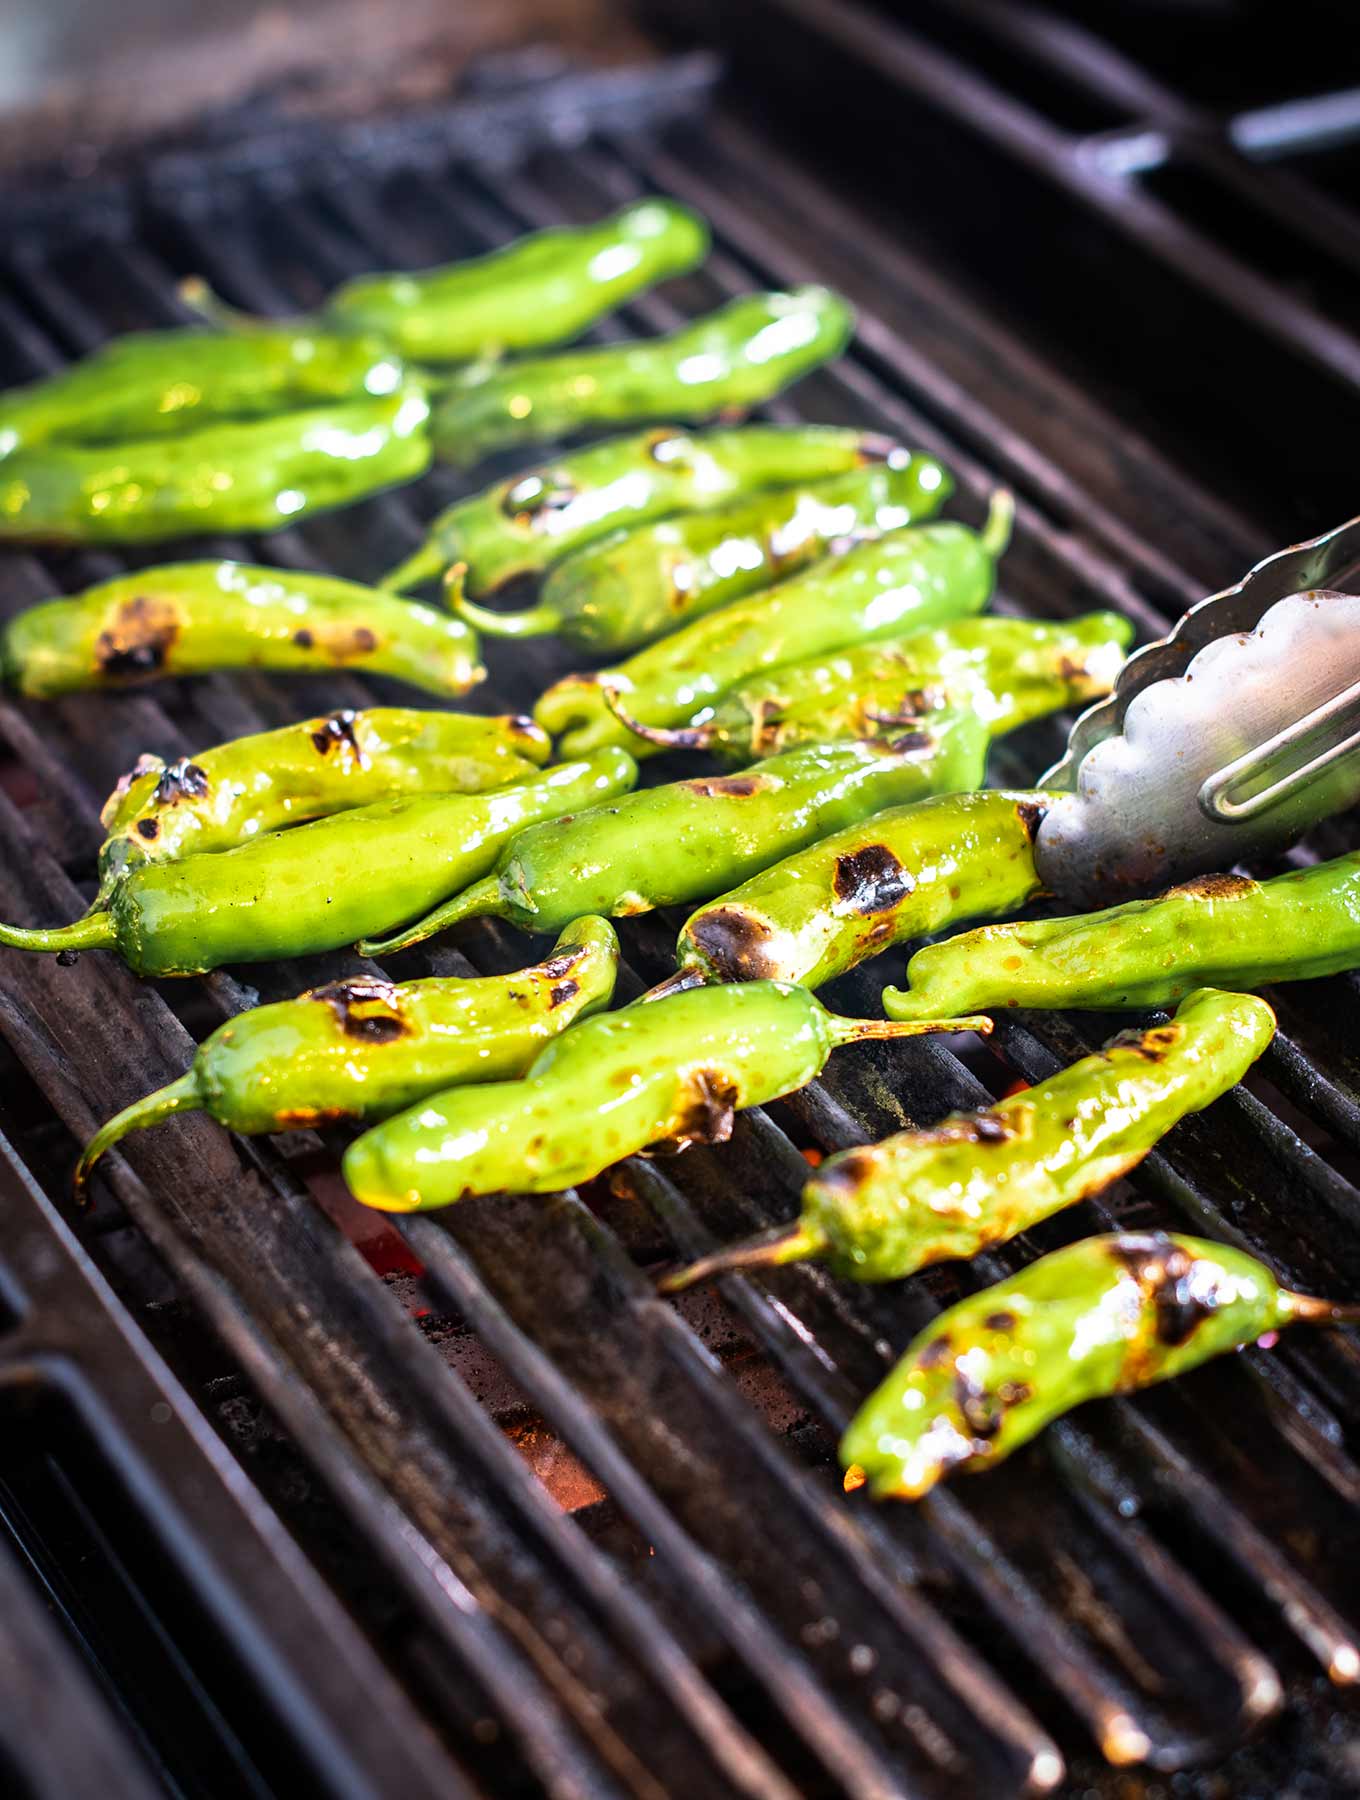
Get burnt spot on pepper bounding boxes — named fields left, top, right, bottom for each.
left=352, top=627, right=377, bottom=654
left=916, top=1111, right=1018, bottom=1149
left=294, top=628, right=315, bottom=650
left=684, top=774, right=767, bottom=799
left=687, top=906, right=780, bottom=981
left=1108, top=1235, right=1218, bottom=1347
left=811, top=1146, right=877, bottom=1194
left=984, top=1311, right=1017, bottom=1333
left=953, top=1365, right=1003, bottom=1439
left=312, top=977, right=410, bottom=1042
left=1015, top=798, right=1048, bottom=840
left=135, top=818, right=159, bottom=840
left=95, top=594, right=181, bottom=680
left=549, top=978, right=580, bottom=1009
left=509, top=714, right=540, bottom=740
left=917, top=1333, right=954, bottom=1370
left=310, top=709, right=364, bottom=761
left=275, top=1106, right=353, bottom=1128
left=1108, top=1023, right=1183, bottom=1063
left=153, top=759, right=210, bottom=807
left=833, top=844, right=913, bottom=916
left=650, top=1069, right=740, bottom=1154
left=1169, top=872, right=1256, bottom=901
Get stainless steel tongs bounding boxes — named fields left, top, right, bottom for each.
left=1034, top=514, right=1360, bottom=908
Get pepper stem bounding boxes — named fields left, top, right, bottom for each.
left=656, top=1219, right=827, bottom=1293
left=447, top=568, right=562, bottom=641
left=74, top=1073, right=200, bottom=1205
left=0, top=910, right=117, bottom=955
left=380, top=538, right=452, bottom=594
left=600, top=685, right=714, bottom=751
left=177, top=277, right=291, bottom=334
left=982, top=487, right=1016, bottom=560
left=639, top=965, right=710, bottom=1003
left=1281, top=1292, right=1360, bottom=1327
left=356, top=875, right=505, bottom=957
left=826, top=1011, right=993, bottom=1045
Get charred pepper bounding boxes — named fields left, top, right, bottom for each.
left=75, top=916, right=620, bottom=1201
left=536, top=494, right=1009, bottom=760
left=382, top=423, right=892, bottom=596
left=342, top=978, right=989, bottom=1211
left=884, top=853, right=1360, bottom=1021
left=358, top=725, right=991, bottom=958
left=93, top=707, right=550, bottom=903
left=608, top=612, right=1132, bottom=762
left=841, top=1231, right=1358, bottom=1500
left=661, top=989, right=1274, bottom=1289
left=449, top=452, right=949, bottom=653
left=1, top=561, right=483, bottom=700
left=0, top=750, right=635, bottom=977
left=430, top=287, right=854, bottom=468
left=0, top=383, right=430, bottom=545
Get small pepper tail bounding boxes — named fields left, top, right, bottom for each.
left=356, top=875, right=505, bottom=957
left=600, top=685, right=713, bottom=750
left=0, top=911, right=118, bottom=955
left=447, top=586, right=562, bottom=641
left=982, top=488, right=1016, bottom=561
left=1281, top=1292, right=1360, bottom=1327
left=177, top=277, right=290, bottom=334
left=827, top=1012, right=994, bottom=1045
left=380, top=539, right=450, bottom=594
left=73, top=1073, right=200, bottom=1206
left=656, top=1220, right=827, bottom=1293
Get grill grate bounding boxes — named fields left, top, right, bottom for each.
left=2, top=26, right=1360, bottom=1798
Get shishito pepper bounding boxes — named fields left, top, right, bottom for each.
left=1, top=561, right=483, bottom=700
left=74, top=916, right=620, bottom=1201
left=661, top=989, right=1274, bottom=1290
left=93, top=707, right=550, bottom=902
left=657, top=789, right=1047, bottom=995
left=358, top=725, right=991, bottom=958
left=342, top=979, right=990, bottom=1212
left=449, top=452, right=949, bottom=653
left=841, top=1231, right=1359, bottom=1501
left=0, top=324, right=405, bottom=457
left=607, top=611, right=1132, bottom=762
left=884, top=854, right=1360, bottom=1021
left=536, top=494, right=1009, bottom=761
left=321, top=199, right=709, bottom=361
left=430, top=287, right=854, bottom=468
left=382, top=423, right=891, bottom=596
left=0, top=750, right=635, bottom=977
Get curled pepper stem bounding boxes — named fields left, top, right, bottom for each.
left=1282, top=1293, right=1360, bottom=1327
left=981, top=488, right=1015, bottom=560
left=657, top=1219, right=826, bottom=1293
left=356, top=874, right=505, bottom=957
left=825, top=1012, right=992, bottom=1046
left=0, top=911, right=117, bottom=955
left=600, top=683, right=714, bottom=751
left=446, top=563, right=562, bottom=641
left=380, top=539, right=450, bottom=594
left=177, top=277, right=287, bottom=335
left=74, top=1073, right=200, bottom=1206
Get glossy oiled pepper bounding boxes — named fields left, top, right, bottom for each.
left=92, top=707, right=550, bottom=902
left=321, top=199, right=708, bottom=361
left=536, top=494, right=1008, bottom=761
left=358, top=726, right=991, bottom=958
left=450, top=452, right=949, bottom=653
left=74, top=916, right=620, bottom=1201
left=884, top=853, right=1360, bottom=1021
left=342, top=979, right=989, bottom=1211
left=661, top=989, right=1274, bottom=1290
left=0, top=325, right=405, bottom=457
left=840, top=1231, right=1358, bottom=1501
left=382, top=423, right=887, bottom=596
left=608, top=611, right=1132, bottom=763
left=1, top=561, right=483, bottom=700
left=0, top=751, right=635, bottom=977
left=659, top=789, right=1047, bottom=995
left=430, top=287, right=854, bottom=468
left=0, top=383, right=430, bottom=545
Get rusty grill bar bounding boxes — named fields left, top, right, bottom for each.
left=2, top=12, right=1360, bottom=1797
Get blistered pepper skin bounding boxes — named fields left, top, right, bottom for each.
left=94, top=707, right=550, bottom=900
left=431, top=287, right=854, bottom=469
left=0, top=384, right=430, bottom=546
left=664, top=789, right=1047, bottom=995
left=611, top=612, right=1132, bottom=763
left=451, top=453, right=950, bottom=653
left=885, top=854, right=1360, bottom=1022
left=0, top=751, right=636, bottom=976
left=74, top=917, right=620, bottom=1199
left=536, top=501, right=1005, bottom=761
left=0, top=326, right=406, bottom=457
left=358, top=724, right=991, bottom=958
left=840, top=1232, right=1356, bottom=1501
left=0, top=561, right=483, bottom=700
left=342, top=979, right=988, bottom=1212
left=381, top=424, right=890, bottom=596
left=324, top=200, right=709, bottom=362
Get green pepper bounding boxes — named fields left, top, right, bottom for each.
left=658, top=789, right=1047, bottom=996
left=536, top=494, right=1008, bottom=761
left=661, top=989, right=1274, bottom=1290
left=358, top=725, right=991, bottom=959
left=0, top=750, right=635, bottom=977
left=430, top=287, right=854, bottom=469
left=607, top=611, right=1133, bottom=762
left=450, top=453, right=949, bottom=653
left=840, top=1230, right=1358, bottom=1501
left=74, top=916, right=620, bottom=1201
left=342, top=978, right=989, bottom=1212
left=1, top=561, right=483, bottom=700
left=0, top=383, right=430, bottom=545
left=0, top=325, right=405, bottom=458
left=884, top=854, right=1360, bottom=1022
left=93, top=707, right=550, bottom=904
left=381, top=423, right=889, bottom=596
left=322, top=199, right=709, bottom=362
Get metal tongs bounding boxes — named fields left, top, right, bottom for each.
left=1034, top=515, right=1360, bottom=907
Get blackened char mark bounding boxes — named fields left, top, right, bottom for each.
left=312, top=977, right=409, bottom=1042
left=687, top=907, right=779, bottom=981
left=95, top=595, right=180, bottom=679
left=1108, top=1023, right=1182, bottom=1063
left=549, top=979, right=580, bottom=1009
left=311, top=709, right=363, bottom=760
left=833, top=844, right=913, bottom=916
left=645, top=1069, right=740, bottom=1156
left=684, top=774, right=766, bottom=799
left=1169, top=871, right=1255, bottom=901
left=1108, top=1234, right=1218, bottom=1346
left=1015, top=798, right=1048, bottom=840
left=153, top=759, right=209, bottom=807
